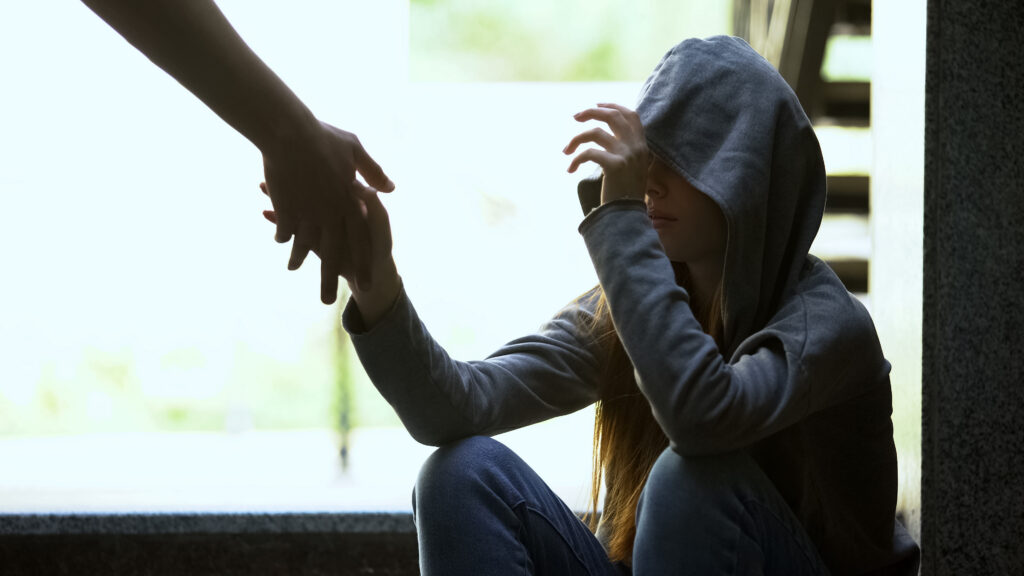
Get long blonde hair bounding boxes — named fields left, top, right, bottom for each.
left=583, top=264, right=724, bottom=564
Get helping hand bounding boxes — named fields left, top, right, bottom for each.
left=261, top=121, right=395, bottom=304
left=260, top=180, right=401, bottom=327
left=563, top=103, right=649, bottom=206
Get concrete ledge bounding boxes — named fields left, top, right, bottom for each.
left=0, top=512, right=419, bottom=576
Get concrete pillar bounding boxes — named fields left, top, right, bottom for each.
left=923, top=0, right=1024, bottom=573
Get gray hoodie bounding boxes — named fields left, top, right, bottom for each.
left=344, top=36, right=919, bottom=576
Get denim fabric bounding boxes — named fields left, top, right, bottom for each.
left=413, top=436, right=619, bottom=576
left=413, top=436, right=829, bottom=576
left=634, top=448, right=830, bottom=575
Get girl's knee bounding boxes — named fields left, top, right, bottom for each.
left=418, top=436, right=506, bottom=484
left=414, top=436, right=512, bottom=509
left=639, top=448, right=762, bottom=518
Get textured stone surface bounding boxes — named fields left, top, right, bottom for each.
left=923, top=0, right=1024, bottom=573
left=0, top=512, right=419, bottom=575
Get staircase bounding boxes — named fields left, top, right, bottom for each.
left=735, top=0, right=873, bottom=294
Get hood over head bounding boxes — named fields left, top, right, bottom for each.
left=637, top=36, right=827, bottom=353
left=600, top=35, right=827, bottom=354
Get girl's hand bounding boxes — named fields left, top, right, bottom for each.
left=564, top=103, right=649, bottom=206
left=261, top=181, right=401, bottom=328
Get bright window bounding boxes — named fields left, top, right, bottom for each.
left=1, top=0, right=903, bottom=517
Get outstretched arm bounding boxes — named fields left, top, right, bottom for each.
left=81, top=0, right=394, bottom=303
left=260, top=185, right=601, bottom=446
left=81, top=0, right=313, bottom=154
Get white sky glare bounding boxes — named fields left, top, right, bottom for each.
left=0, top=1, right=630, bottom=430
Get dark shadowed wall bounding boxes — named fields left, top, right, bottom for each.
left=923, top=0, right=1024, bottom=573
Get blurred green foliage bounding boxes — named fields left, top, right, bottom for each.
left=410, top=0, right=732, bottom=81
left=0, top=345, right=339, bottom=435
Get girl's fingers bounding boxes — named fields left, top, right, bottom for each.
left=363, top=187, right=390, bottom=231
left=350, top=179, right=394, bottom=257
left=288, top=220, right=317, bottom=270
left=351, top=181, right=375, bottom=222
left=353, top=181, right=387, bottom=231
left=597, top=103, right=643, bottom=130
left=346, top=202, right=373, bottom=292
left=573, top=107, right=631, bottom=136
left=319, top=226, right=341, bottom=305
left=350, top=179, right=378, bottom=200
left=563, top=127, right=618, bottom=155
left=597, top=102, right=637, bottom=117
left=568, top=148, right=618, bottom=174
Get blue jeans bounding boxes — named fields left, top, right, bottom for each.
left=412, top=436, right=829, bottom=576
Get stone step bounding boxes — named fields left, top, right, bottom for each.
left=825, top=174, right=870, bottom=214
left=821, top=80, right=870, bottom=125
left=0, top=512, right=420, bottom=576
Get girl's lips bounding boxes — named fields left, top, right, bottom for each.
left=648, top=212, right=677, bottom=229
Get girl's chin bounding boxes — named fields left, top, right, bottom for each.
left=655, top=234, right=685, bottom=261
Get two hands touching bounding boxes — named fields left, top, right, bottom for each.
left=265, top=103, right=647, bottom=327
left=261, top=120, right=395, bottom=305
left=261, top=127, right=401, bottom=326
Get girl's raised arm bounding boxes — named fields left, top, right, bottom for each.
left=260, top=183, right=602, bottom=445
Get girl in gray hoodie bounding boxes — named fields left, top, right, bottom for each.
left=263, top=35, right=919, bottom=576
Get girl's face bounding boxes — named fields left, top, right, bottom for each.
left=645, top=157, right=727, bottom=266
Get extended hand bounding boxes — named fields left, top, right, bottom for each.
left=563, top=103, right=649, bottom=206
left=261, top=180, right=401, bottom=326
left=262, top=121, right=395, bottom=304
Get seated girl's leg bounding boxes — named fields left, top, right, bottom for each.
left=414, top=435, right=619, bottom=576
left=633, top=449, right=829, bottom=576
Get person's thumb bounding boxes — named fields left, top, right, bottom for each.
left=353, top=181, right=393, bottom=255
left=354, top=143, right=396, bottom=193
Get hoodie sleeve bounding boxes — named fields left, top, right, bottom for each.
left=579, top=201, right=870, bottom=456
left=342, top=286, right=602, bottom=446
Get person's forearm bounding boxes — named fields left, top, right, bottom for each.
left=81, top=0, right=317, bottom=153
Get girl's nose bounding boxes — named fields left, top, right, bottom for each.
left=646, top=163, right=666, bottom=199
